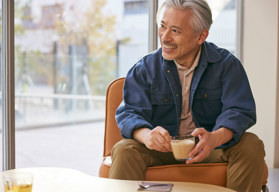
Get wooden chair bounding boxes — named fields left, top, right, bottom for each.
left=99, top=77, right=269, bottom=191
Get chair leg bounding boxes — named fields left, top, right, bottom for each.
left=262, top=185, right=269, bottom=192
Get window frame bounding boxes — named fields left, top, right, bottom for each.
left=236, top=0, right=243, bottom=60
left=2, top=0, right=16, bottom=171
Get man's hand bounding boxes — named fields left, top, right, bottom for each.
left=186, top=127, right=233, bottom=164
left=133, top=126, right=172, bottom=152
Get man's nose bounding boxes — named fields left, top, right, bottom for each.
left=161, top=29, right=171, bottom=42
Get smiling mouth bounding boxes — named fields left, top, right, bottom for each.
left=162, top=42, right=177, bottom=49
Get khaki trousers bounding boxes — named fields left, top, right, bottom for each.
left=109, top=132, right=265, bottom=192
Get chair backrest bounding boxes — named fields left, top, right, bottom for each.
left=103, top=78, right=125, bottom=157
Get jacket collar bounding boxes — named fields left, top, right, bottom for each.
left=201, top=41, right=221, bottom=63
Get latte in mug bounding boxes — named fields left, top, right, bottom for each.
left=171, top=135, right=195, bottom=161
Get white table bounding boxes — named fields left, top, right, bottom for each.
left=0, top=167, right=236, bottom=192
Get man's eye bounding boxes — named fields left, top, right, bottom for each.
left=173, top=29, right=180, bottom=33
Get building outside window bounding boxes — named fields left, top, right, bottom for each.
left=124, top=0, right=148, bottom=15
left=41, top=4, right=63, bottom=28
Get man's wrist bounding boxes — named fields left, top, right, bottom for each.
left=133, top=128, right=151, bottom=144
left=211, top=127, right=233, bottom=148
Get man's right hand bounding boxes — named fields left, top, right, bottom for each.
left=133, top=126, right=172, bottom=152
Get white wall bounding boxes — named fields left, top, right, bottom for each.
left=242, top=0, right=279, bottom=168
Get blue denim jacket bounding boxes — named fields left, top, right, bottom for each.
left=116, top=42, right=256, bottom=148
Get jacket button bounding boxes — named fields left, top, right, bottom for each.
left=164, top=98, right=169, bottom=102
left=204, top=94, right=208, bottom=98
left=167, top=70, right=170, bottom=73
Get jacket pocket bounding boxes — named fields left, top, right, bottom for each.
left=194, top=87, right=221, bottom=101
left=193, top=87, right=222, bottom=125
left=150, top=92, right=176, bottom=126
left=150, top=92, right=175, bottom=105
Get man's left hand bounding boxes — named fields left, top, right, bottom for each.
left=186, top=128, right=217, bottom=164
left=186, top=127, right=233, bottom=164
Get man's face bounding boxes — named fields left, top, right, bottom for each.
left=158, top=7, right=205, bottom=66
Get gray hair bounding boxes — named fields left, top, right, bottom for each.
left=157, top=0, right=213, bottom=34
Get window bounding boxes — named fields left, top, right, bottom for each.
left=12, top=0, right=148, bottom=175
left=1, top=0, right=240, bottom=175
left=206, top=0, right=238, bottom=55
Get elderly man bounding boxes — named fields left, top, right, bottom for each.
left=109, top=0, right=265, bottom=191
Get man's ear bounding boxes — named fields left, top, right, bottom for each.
left=198, top=29, right=209, bottom=45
